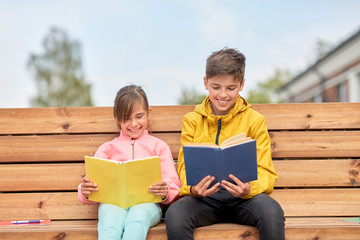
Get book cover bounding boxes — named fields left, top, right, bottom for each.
left=85, top=156, right=162, bottom=209
left=183, top=133, right=257, bottom=187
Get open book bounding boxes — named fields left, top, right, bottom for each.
left=183, top=133, right=257, bottom=187
left=85, top=156, right=162, bottom=209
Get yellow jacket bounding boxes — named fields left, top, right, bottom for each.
left=178, top=96, right=278, bottom=198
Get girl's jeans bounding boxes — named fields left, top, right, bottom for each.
left=98, top=202, right=161, bottom=240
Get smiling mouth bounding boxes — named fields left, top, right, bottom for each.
left=217, top=99, right=229, bottom=106
left=128, top=128, right=141, bottom=133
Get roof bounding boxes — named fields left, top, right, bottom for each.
left=278, top=26, right=360, bottom=91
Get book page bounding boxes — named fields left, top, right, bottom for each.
left=185, top=142, right=218, bottom=148
left=220, top=133, right=252, bottom=148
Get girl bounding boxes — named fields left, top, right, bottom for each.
left=78, top=85, right=181, bottom=240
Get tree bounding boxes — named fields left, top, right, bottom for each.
left=246, top=69, right=292, bottom=103
left=28, top=27, right=93, bottom=107
left=314, top=39, right=333, bottom=61
left=177, top=86, right=207, bottom=105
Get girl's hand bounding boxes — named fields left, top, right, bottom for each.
left=191, top=175, right=220, bottom=198
left=220, top=174, right=251, bottom=198
left=149, top=181, right=168, bottom=200
left=80, top=176, right=98, bottom=199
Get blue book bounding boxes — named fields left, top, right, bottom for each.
left=183, top=133, right=257, bottom=187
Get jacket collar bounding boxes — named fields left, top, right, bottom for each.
left=194, top=95, right=251, bottom=124
left=119, top=129, right=149, bottom=140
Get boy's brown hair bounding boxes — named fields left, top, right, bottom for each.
left=206, top=48, right=246, bottom=84
left=113, top=85, right=149, bottom=127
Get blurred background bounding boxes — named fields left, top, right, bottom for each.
left=1, top=0, right=360, bottom=107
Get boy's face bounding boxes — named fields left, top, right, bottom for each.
left=204, top=74, right=244, bottom=115
left=118, top=103, right=149, bottom=139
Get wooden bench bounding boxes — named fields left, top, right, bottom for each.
left=0, top=103, right=360, bottom=239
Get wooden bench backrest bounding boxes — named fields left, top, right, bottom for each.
left=0, top=103, right=360, bottom=221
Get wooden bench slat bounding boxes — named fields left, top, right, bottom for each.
left=1, top=103, right=359, bottom=135
left=270, top=131, right=360, bottom=158
left=0, top=192, right=98, bottom=220
left=1, top=159, right=359, bottom=192
left=1, top=189, right=359, bottom=220
left=0, top=133, right=181, bottom=163
left=0, top=106, right=194, bottom=135
left=272, top=189, right=360, bottom=217
left=253, top=102, right=360, bottom=130
left=1, top=131, right=359, bottom=163
left=0, top=163, right=84, bottom=191
left=274, top=159, right=360, bottom=187
left=0, top=107, right=117, bottom=135
left=0, top=220, right=98, bottom=240
left=1, top=219, right=360, bottom=240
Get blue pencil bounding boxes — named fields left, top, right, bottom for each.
left=11, top=220, right=44, bottom=224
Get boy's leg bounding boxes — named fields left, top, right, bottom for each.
left=122, top=203, right=161, bottom=240
left=97, top=203, right=127, bottom=240
left=228, top=193, right=285, bottom=240
left=165, top=195, right=222, bottom=240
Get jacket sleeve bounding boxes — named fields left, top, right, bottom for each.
left=77, top=183, right=99, bottom=205
left=159, top=144, right=182, bottom=205
left=244, top=117, right=278, bottom=199
left=177, top=114, right=197, bottom=196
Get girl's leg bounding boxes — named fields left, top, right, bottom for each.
left=98, top=203, right=127, bottom=240
left=122, top=203, right=161, bottom=240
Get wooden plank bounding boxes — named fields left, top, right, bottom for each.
left=0, top=106, right=194, bottom=135
left=253, top=102, right=360, bottom=130
left=271, top=131, right=360, bottom=158
left=272, top=189, right=360, bottom=217
left=1, top=189, right=360, bottom=220
left=1, top=103, right=359, bottom=135
left=0, top=133, right=180, bottom=163
left=1, top=130, right=359, bottom=163
left=0, top=220, right=98, bottom=240
left=274, top=159, right=360, bottom=187
left=0, top=134, right=115, bottom=163
left=2, top=159, right=359, bottom=192
left=1, top=219, right=360, bottom=240
left=0, top=192, right=98, bottom=221
left=0, top=163, right=84, bottom=192
left=0, top=107, right=117, bottom=135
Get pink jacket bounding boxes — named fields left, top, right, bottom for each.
left=78, top=130, right=181, bottom=205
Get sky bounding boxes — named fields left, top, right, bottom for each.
left=1, top=0, right=360, bottom=108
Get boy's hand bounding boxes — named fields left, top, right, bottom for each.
left=191, top=175, right=220, bottom=198
left=221, top=174, right=251, bottom=198
left=80, top=176, right=98, bottom=199
left=149, top=181, right=168, bottom=199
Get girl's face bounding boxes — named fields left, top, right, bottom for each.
left=119, top=103, right=149, bottom=139
left=204, top=74, right=244, bottom=115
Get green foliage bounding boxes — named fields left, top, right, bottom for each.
left=177, top=86, right=207, bottom=105
left=246, top=69, right=292, bottom=104
left=28, top=27, right=93, bottom=107
left=314, top=39, right=333, bottom=61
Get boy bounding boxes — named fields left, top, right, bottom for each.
left=165, top=48, right=285, bottom=240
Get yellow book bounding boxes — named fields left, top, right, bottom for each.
left=84, top=155, right=162, bottom=209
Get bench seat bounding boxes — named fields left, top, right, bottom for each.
left=1, top=218, right=360, bottom=240
left=1, top=103, right=360, bottom=239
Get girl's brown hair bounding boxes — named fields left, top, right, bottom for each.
left=113, top=85, right=149, bottom=128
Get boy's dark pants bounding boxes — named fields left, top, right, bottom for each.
left=165, top=190, right=285, bottom=240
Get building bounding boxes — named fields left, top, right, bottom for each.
left=278, top=27, right=360, bottom=103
